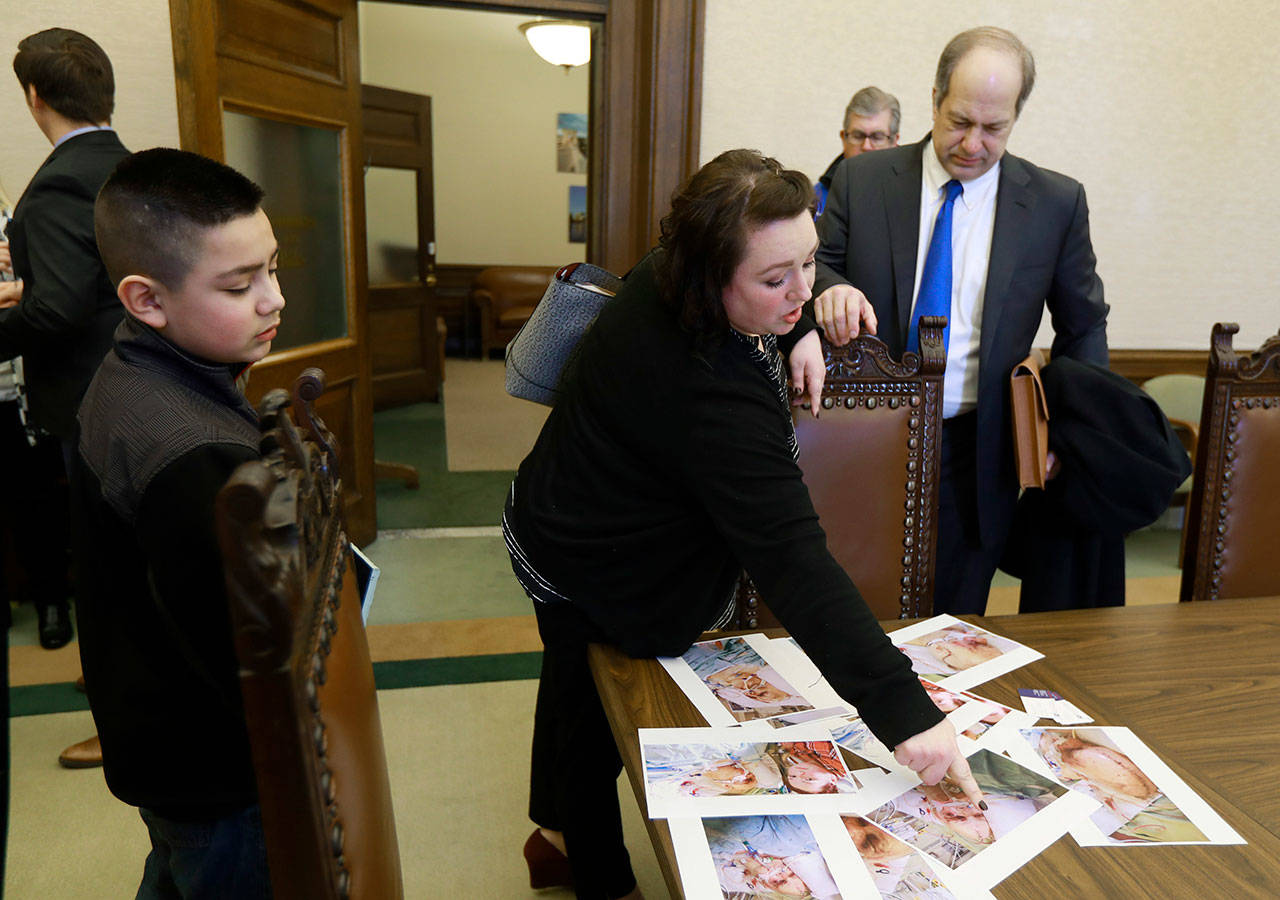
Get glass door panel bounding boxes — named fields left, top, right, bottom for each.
left=222, top=109, right=349, bottom=351
left=364, top=166, right=420, bottom=286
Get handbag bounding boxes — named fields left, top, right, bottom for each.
left=1010, top=350, right=1050, bottom=489
left=504, top=261, right=622, bottom=406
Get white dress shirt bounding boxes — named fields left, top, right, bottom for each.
left=911, top=147, right=1000, bottom=418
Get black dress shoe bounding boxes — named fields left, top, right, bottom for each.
left=38, top=603, right=72, bottom=650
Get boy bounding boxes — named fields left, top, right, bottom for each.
left=74, top=147, right=285, bottom=898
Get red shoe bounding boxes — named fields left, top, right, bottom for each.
left=524, top=829, right=573, bottom=889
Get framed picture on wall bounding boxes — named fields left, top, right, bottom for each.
left=568, top=185, right=586, bottom=243
left=557, top=112, right=588, bottom=173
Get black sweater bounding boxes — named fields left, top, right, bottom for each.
left=508, top=254, right=942, bottom=748
left=72, top=317, right=261, bottom=818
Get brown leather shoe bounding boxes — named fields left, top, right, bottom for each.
left=58, top=734, right=102, bottom=769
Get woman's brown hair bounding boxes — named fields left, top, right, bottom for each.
left=657, top=149, right=814, bottom=348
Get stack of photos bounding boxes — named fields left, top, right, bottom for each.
left=888, top=616, right=1044, bottom=693
left=659, top=635, right=850, bottom=728
left=1007, top=726, right=1245, bottom=847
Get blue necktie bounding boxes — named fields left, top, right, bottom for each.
left=907, top=179, right=963, bottom=355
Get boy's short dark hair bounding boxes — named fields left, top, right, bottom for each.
left=95, top=148, right=265, bottom=290
left=13, top=28, right=114, bottom=124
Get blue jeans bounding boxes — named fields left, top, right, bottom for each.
left=137, top=804, right=272, bottom=899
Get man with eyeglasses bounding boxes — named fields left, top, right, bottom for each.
left=811, top=27, right=1108, bottom=617
left=814, top=86, right=900, bottom=215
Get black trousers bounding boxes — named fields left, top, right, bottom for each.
left=933, top=411, right=1006, bottom=615
left=529, top=599, right=636, bottom=900
left=0, top=401, right=70, bottom=615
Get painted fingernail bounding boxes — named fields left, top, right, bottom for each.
left=979, top=800, right=989, bottom=811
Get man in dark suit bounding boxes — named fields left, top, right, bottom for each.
left=814, top=86, right=901, bottom=216
left=812, top=27, right=1109, bottom=615
left=0, top=28, right=128, bottom=765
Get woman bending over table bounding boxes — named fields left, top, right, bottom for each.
left=503, top=149, right=982, bottom=899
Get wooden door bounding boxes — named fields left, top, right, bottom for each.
left=170, top=0, right=376, bottom=545
left=361, top=84, right=440, bottom=408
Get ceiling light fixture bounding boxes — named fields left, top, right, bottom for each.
left=519, top=20, right=591, bottom=71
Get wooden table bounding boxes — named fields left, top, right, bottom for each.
left=589, top=597, right=1280, bottom=898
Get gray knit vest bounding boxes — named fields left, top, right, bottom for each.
left=78, top=316, right=262, bottom=524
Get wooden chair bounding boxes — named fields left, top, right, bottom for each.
left=471, top=265, right=558, bottom=358
left=1180, top=323, right=1280, bottom=602
left=217, top=370, right=403, bottom=899
left=734, top=316, right=947, bottom=627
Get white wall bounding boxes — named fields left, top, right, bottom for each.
left=700, top=0, right=1280, bottom=350
left=359, top=2, right=589, bottom=267
left=0, top=4, right=179, bottom=207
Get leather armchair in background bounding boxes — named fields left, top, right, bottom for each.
left=471, top=266, right=559, bottom=358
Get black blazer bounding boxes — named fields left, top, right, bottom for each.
left=814, top=136, right=1110, bottom=546
left=1, top=129, right=129, bottom=439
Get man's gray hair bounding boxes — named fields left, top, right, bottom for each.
left=843, top=86, right=901, bottom=136
left=933, top=26, right=1036, bottom=116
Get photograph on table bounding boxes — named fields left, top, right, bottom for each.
left=916, top=679, right=1011, bottom=738
left=764, top=635, right=823, bottom=687
left=887, top=616, right=1043, bottom=693
left=640, top=726, right=867, bottom=818
left=823, top=717, right=925, bottom=810
left=822, top=813, right=994, bottom=900
left=863, top=748, right=1097, bottom=891
left=747, top=635, right=869, bottom=728
left=660, top=634, right=848, bottom=727
left=1009, top=726, right=1245, bottom=847
left=767, top=708, right=853, bottom=729
left=670, top=814, right=853, bottom=899
left=953, top=691, right=1038, bottom=751
left=827, top=683, right=998, bottom=775
left=828, top=715, right=902, bottom=773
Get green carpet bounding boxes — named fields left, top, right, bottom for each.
left=8, top=653, right=544, bottom=718
left=362, top=533, right=529, bottom=625
left=374, top=402, right=513, bottom=530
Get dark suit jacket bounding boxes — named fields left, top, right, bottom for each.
left=814, top=136, right=1109, bottom=546
left=1, top=129, right=129, bottom=439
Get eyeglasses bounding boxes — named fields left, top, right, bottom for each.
left=842, top=129, right=894, bottom=147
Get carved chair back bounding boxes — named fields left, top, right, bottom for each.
left=734, top=317, right=947, bottom=628
left=1180, top=323, right=1280, bottom=602
left=217, top=369, right=403, bottom=899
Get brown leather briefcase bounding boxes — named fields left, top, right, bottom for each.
left=1010, top=351, right=1050, bottom=489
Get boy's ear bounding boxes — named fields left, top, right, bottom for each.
left=117, top=275, right=168, bottom=330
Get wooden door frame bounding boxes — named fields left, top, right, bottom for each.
left=172, top=0, right=704, bottom=296
left=169, top=0, right=377, bottom=545
left=365, top=0, right=705, bottom=273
